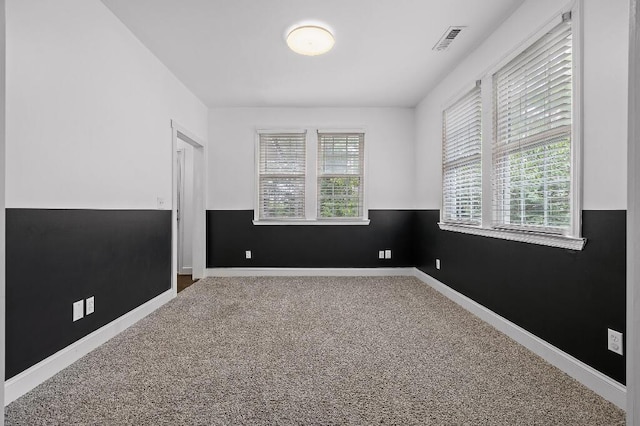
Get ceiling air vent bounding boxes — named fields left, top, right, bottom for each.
left=433, top=26, right=465, bottom=52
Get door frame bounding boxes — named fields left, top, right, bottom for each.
left=176, top=147, right=190, bottom=275
left=171, top=120, right=206, bottom=295
left=1, top=0, right=6, bottom=417
left=628, top=0, right=639, bottom=423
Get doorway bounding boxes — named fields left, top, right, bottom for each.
left=176, top=142, right=195, bottom=292
left=171, top=121, right=205, bottom=295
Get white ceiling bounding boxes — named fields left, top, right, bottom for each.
left=101, top=0, right=524, bottom=108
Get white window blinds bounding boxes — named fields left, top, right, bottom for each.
left=317, top=133, right=364, bottom=219
left=258, top=132, right=306, bottom=219
left=442, top=84, right=482, bottom=225
left=493, top=19, right=572, bottom=233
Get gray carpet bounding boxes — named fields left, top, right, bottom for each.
left=5, top=276, right=625, bottom=425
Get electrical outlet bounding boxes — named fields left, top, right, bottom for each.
left=378, top=250, right=385, bottom=259
left=73, top=300, right=84, bottom=322
left=86, top=296, right=95, bottom=315
left=436, top=259, right=441, bottom=270
left=607, top=328, right=623, bottom=355
left=245, top=250, right=252, bottom=259
left=385, top=249, right=392, bottom=259
left=156, top=197, right=166, bottom=209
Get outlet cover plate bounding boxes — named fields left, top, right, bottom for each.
left=378, top=250, right=385, bottom=259
left=245, top=250, right=252, bottom=259
left=436, top=259, right=441, bottom=270
left=607, top=328, right=623, bottom=355
left=384, top=249, right=392, bottom=259
left=86, top=296, right=95, bottom=315
left=73, top=300, right=84, bottom=322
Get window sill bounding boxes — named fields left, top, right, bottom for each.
left=253, top=219, right=371, bottom=226
left=438, top=222, right=586, bottom=250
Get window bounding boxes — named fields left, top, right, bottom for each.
left=439, top=10, right=584, bottom=250
left=257, top=132, right=306, bottom=220
left=442, top=84, right=482, bottom=225
left=493, top=18, right=573, bottom=234
left=255, top=130, right=368, bottom=224
left=317, top=133, right=365, bottom=219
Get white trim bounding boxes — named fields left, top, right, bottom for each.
left=438, top=222, right=586, bottom=250
left=307, top=130, right=318, bottom=220
left=570, top=0, right=584, bottom=240
left=413, top=269, right=626, bottom=409
left=176, top=148, right=186, bottom=276
left=171, top=120, right=205, bottom=148
left=4, top=290, right=175, bottom=405
left=0, top=0, right=6, bottom=420
left=171, top=120, right=206, bottom=280
left=206, top=267, right=414, bottom=277
left=317, top=128, right=366, bottom=134
left=628, top=0, right=640, bottom=422
left=256, top=128, right=307, bottom=135
left=178, top=267, right=193, bottom=275
left=441, top=79, right=482, bottom=112
left=253, top=131, right=260, bottom=222
left=171, top=126, right=179, bottom=295
left=480, top=73, right=493, bottom=228
left=486, top=13, right=565, bottom=77
left=252, top=219, right=370, bottom=226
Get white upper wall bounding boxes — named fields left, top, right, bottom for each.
left=581, top=0, right=629, bottom=210
left=6, top=0, right=208, bottom=209
left=208, top=107, right=415, bottom=210
left=415, top=0, right=629, bottom=210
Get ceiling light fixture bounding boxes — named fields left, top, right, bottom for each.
left=286, top=25, right=335, bottom=56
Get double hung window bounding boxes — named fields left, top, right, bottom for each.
left=440, top=11, right=584, bottom=250
left=257, top=132, right=306, bottom=220
left=256, top=130, right=367, bottom=224
left=317, top=133, right=365, bottom=219
left=493, top=19, right=573, bottom=234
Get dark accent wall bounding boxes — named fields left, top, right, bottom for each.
left=414, top=209, right=626, bottom=384
left=6, top=209, right=172, bottom=379
left=207, top=210, right=414, bottom=268
left=5, top=206, right=623, bottom=384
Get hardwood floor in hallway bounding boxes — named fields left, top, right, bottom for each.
left=177, top=275, right=197, bottom=293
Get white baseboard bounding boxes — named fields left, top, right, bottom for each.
left=4, top=290, right=175, bottom=406
left=413, top=268, right=627, bottom=410
left=206, top=267, right=416, bottom=277
left=178, top=266, right=192, bottom=275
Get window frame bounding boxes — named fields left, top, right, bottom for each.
left=253, top=128, right=369, bottom=225
left=438, top=4, right=586, bottom=251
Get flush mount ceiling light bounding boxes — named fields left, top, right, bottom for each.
left=286, top=25, right=335, bottom=56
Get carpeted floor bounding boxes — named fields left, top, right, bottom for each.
left=5, top=276, right=625, bottom=425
